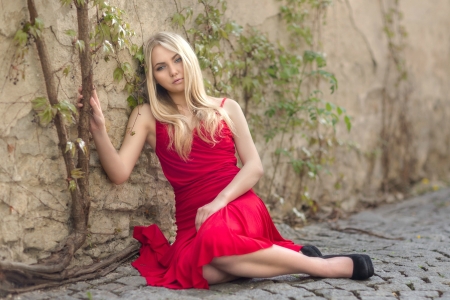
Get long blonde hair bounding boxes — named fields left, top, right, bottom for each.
left=144, top=32, right=234, bottom=160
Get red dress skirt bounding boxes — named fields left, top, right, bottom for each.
left=132, top=103, right=303, bottom=289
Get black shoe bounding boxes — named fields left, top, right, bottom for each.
left=322, top=254, right=374, bottom=280
left=300, top=245, right=323, bottom=257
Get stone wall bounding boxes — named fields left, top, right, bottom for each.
left=0, top=0, right=449, bottom=264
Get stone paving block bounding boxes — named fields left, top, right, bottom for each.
left=13, top=291, right=78, bottom=300
left=66, top=281, right=92, bottom=291
left=209, top=282, right=249, bottom=293
left=238, top=278, right=276, bottom=287
left=333, top=281, right=374, bottom=292
left=214, top=279, right=275, bottom=293
left=322, top=278, right=355, bottom=286
left=391, top=275, right=423, bottom=283
left=73, top=289, right=119, bottom=299
left=11, top=291, right=48, bottom=300
left=175, top=288, right=219, bottom=298
left=260, top=282, right=316, bottom=298
left=234, top=288, right=275, bottom=299
left=269, top=274, right=310, bottom=283
left=203, top=294, right=251, bottom=300
left=374, top=269, right=401, bottom=280
left=425, top=275, right=450, bottom=283
left=13, top=289, right=76, bottom=300
left=374, top=282, right=413, bottom=292
left=357, top=290, right=397, bottom=300
left=95, top=282, right=125, bottom=292
left=314, top=288, right=358, bottom=300
left=398, top=290, right=440, bottom=299
left=113, top=284, right=136, bottom=295
left=84, top=276, right=111, bottom=285
left=365, top=275, right=386, bottom=285
left=293, top=280, right=334, bottom=290
left=115, top=265, right=140, bottom=276
left=115, top=275, right=147, bottom=287
left=118, top=287, right=200, bottom=300
left=55, top=296, right=80, bottom=300
left=412, top=281, right=450, bottom=292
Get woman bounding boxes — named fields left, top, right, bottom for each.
left=78, top=32, right=373, bottom=289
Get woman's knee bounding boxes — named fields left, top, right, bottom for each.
left=202, top=264, right=236, bottom=284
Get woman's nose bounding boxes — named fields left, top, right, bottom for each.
left=169, top=64, right=178, bottom=77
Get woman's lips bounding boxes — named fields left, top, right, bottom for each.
left=173, top=78, right=184, bottom=84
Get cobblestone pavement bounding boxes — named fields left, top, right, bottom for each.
left=6, top=188, right=450, bottom=300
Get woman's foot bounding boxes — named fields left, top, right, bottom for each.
left=322, top=254, right=374, bottom=280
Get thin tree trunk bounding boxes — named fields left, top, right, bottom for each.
left=0, top=1, right=139, bottom=293
left=74, top=0, right=92, bottom=237
left=26, top=0, right=78, bottom=201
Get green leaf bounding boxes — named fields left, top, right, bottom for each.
left=28, top=25, right=41, bottom=38
left=102, top=40, right=114, bottom=54
left=58, top=100, right=77, bottom=114
left=344, top=115, right=352, bottom=132
left=65, top=142, right=76, bottom=158
left=76, top=138, right=87, bottom=155
left=14, top=29, right=28, bottom=46
left=64, top=29, right=77, bottom=38
left=172, top=12, right=185, bottom=27
left=31, top=97, right=49, bottom=110
left=60, top=0, right=72, bottom=6
left=34, top=18, right=44, bottom=31
left=39, top=106, right=56, bottom=124
left=325, top=102, right=332, bottom=112
left=127, top=95, right=137, bottom=108
left=303, top=50, right=316, bottom=63
left=63, top=65, right=71, bottom=77
left=124, top=83, right=134, bottom=95
left=71, top=168, right=84, bottom=179
left=68, top=179, right=76, bottom=192
left=75, top=40, right=85, bottom=53
left=54, top=100, right=77, bottom=124
left=134, top=46, right=144, bottom=62
left=121, top=62, right=132, bottom=73
left=113, top=67, right=124, bottom=82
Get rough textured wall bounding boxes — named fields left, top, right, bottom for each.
left=0, top=0, right=449, bottom=264
left=0, top=0, right=181, bottom=265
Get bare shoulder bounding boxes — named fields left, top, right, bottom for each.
left=209, top=96, right=242, bottom=119
left=128, top=103, right=156, bottom=133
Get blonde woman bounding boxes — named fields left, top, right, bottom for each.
left=78, top=32, right=373, bottom=289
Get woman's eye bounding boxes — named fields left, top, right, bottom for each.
left=175, top=57, right=182, bottom=63
left=156, top=66, right=165, bottom=71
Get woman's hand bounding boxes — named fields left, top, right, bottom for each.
left=195, top=198, right=227, bottom=231
left=77, top=86, right=106, bottom=133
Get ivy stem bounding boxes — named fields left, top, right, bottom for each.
left=266, top=116, right=292, bottom=201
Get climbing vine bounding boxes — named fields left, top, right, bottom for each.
left=172, top=0, right=352, bottom=223
left=378, top=0, right=413, bottom=194
left=1, top=0, right=142, bottom=292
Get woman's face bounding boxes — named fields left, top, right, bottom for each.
left=151, top=45, right=185, bottom=95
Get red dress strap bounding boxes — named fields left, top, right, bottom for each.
left=220, top=98, right=227, bottom=108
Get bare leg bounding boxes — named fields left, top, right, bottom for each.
left=204, top=245, right=352, bottom=283
left=202, top=264, right=239, bottom=284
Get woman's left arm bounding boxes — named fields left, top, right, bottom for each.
left=195, top=99, right=264, bottom=230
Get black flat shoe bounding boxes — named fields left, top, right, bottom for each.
left=322, top=254, right=374, bottom=280
left=300, top=245, right=323, bottom=257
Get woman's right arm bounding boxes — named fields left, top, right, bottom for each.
left=79, top=88, right=155, bottom=184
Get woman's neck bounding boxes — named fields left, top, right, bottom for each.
left=169, top=91, right=187, bottom=108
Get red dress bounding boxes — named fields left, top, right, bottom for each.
left=132, top=99, right=303, bottom=289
